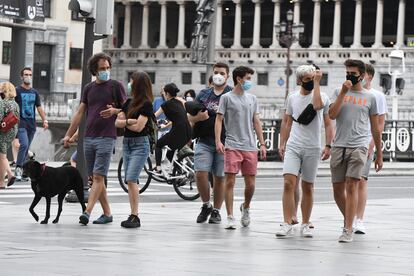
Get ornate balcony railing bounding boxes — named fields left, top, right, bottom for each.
left=105, top=47, right=414, bottom=65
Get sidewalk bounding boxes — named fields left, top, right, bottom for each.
left=0, top=198, right=413, bottom=275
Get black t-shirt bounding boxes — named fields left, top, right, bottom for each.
left=121, top=99, right=153, bottom=138
left=160, top=98, right=188, bottom=125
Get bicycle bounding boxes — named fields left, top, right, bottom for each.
left=117, top=145, right=199, bottom=201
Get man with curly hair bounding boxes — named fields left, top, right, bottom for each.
left=64, top=52, right=126, bottom=225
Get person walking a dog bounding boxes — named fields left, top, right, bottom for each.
left=115, top=71, right=154, bottom=228
left=63, top=52, right=126, bottom=225
left=0, top=82, right=20, bottom=189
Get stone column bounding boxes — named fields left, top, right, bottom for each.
left=396, top=0, right=406, bottom=47
left=140, top=0, right=149, bottom=48
left=311, top=0, right=321, bottom=48
left=251, top=0, right=262, bottom=49
left=176, top=1, right=186, bottom=48
left=330, top=0, right=342, bottom=48
left=291, top=0, right=301, bottom=48
left=231, top=0, right=242, bottom=49
left=121, top=1, right=131, bottom=48
left=158, top=0, right=167, bottom=49
left=216, top=0, right=223, bottom=48
left=270, top=0, right=281, bottom=48
left=372, top=0, right=384, bottom=48
left=351, top=0, right=363, bottom=48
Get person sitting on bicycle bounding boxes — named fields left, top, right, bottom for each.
left=152, top=83, right=192, bottom=176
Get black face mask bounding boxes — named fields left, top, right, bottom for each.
left=346, top=74, right=361, bottom=86
left=301, top=80, right=314, bottom=92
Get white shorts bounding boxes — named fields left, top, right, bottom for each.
left=282, top=146, right=321, bottom=183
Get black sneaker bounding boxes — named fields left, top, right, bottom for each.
left=208, top=209, right=221, bottom=224
left=196, top=204, right=213, bottom=223
left=121, top=215, right=141, bottom=228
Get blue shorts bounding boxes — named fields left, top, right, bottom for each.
left=84, top=137, right=115, bottom=177
left=194, top=141, right=224, bottom=177
left=123, top=136, right=150, bottom=183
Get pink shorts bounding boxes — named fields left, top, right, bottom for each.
left=224, top=149, right=258, bottom=176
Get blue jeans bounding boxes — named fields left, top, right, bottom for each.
left=16, top=127, right=36, bottom=167
left=84, top=137, right=115, bottom=177
left=123, top=136, right=150, bottom=183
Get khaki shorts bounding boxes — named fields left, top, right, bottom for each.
left=330, top=147, right=368, bottom=183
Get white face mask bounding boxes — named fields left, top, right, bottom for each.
left=23, top=77, right=32, bottom=85
left=212, top=74, right=226, bottom=86
left=185, top=96, right=194, bottom=101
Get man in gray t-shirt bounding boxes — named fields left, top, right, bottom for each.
left=215, top=66, right=266, bottom=230
left=329, top=59, right=383, bottom=243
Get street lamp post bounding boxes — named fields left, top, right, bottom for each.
left=388, top=49, right=405, bottom=121
left=274, top=10, right=304, bottom=100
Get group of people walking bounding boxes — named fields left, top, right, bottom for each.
left=1, top=52, right=385, bottom=244
left=276, top=60, right=384, bottom=243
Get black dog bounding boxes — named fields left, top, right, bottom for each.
left=23, top=160, right=86, bottom=224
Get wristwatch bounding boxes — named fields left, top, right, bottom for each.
left=325, top=144, right=332, bottom=149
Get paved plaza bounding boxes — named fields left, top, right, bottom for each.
left=0, top=174, right=413, bottom=275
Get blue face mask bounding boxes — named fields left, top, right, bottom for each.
left=98, top=70, right=110, bottom=82
left=241, top=80, right=252, bottom=91
left=127, top=82, right=132, bottom=95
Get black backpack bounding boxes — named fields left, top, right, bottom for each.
left=147, top=114, right=158, bottom=154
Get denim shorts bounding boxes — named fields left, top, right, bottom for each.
left=123, top=136, right=150, bottom=183
left=84, top=137, right=115, bottom=177
left=194, top=141, right=224, bottom=177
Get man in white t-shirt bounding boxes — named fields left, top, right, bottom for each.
left=354, top=64, right=388, bottom=234
left=276, top=65, right=333, bottom=238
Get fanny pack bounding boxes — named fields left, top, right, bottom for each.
left=293, top=103, right=317, bottom=125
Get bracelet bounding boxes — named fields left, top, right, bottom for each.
left=126, top=119, right=129, bottom=125
left=260, top=143, right=266, bottom=147
left=325, top=144, right=332, bottom=149
left=43, top=120, right=48, bottom=123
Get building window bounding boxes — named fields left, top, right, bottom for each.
left=257, top=73, right=268, bottom=86
left=200, top=72, right=206, bottom=85
left=320, top=73, right=328, bottom=86
left=44, top=0, right=51, bottom=18
left=182, top=72, right=192, bottom=85
left=2, top=41, right=11, bottom=65
left=146, top=72, right=156, bottom=84
left=69, top=48, right=83, bottom=69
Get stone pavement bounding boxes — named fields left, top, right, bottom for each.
left=1, top=198, right=413, bottom=275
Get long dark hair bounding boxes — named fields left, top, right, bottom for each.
left=127, top=71, right=154, bottom=119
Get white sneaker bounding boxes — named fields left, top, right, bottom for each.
left=15, top=167, right=22, bottom=181
left=300, top=223, right=313, bottom=238
left=240, top=203, right=250, bottom=227
left=225, top=216, right=236, bottom=230
left=275, top=223, right=293, bottom=238
left=354, top=219, right=366, bottom=234
left=338, top=228, right=353, bottom=243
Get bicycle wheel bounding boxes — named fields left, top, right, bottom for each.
left=172, top=152, right=199, bottom=201
left=117, top=157, right=152, bottom=194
